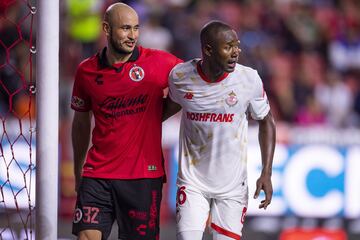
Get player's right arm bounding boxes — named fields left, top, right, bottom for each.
left=72, top=111, right=91, bottom=192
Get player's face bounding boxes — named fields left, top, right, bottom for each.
left=212, top=30, right=241, bottom=73
left=106, top=11, right=139, bottom=54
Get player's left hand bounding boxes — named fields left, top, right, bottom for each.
left=253, top=174, right=273, bottom=210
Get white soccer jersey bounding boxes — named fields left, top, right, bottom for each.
left=169, top=59, right=270, bottom=199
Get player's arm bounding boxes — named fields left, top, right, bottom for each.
left=72, top=111, right=91, bottom=192
left=162, top=96, right=181, bottom=121
left=254, top=111, right=276, bottom=209
left=163, top=63, right=183, bottom=121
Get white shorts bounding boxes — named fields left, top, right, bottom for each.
left=176, top=184, right=248, bottom=240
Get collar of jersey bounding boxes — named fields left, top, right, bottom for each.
left=98, top=46, right=140, bottom=70
left=196, top=61, right=229, bottom=83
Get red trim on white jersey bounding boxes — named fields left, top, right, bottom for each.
left=211, top=223, right=241, bottom=240
left=196, top=61, right=229, bottom=83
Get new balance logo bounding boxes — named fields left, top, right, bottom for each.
left=184, top=92, right=193, bottom=99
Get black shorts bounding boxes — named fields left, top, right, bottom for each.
left=72, top=177, right=163, bottom=240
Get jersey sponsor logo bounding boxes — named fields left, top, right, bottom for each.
left=73, top=208, right=82, bottom=223
left=71, top=96, right=85, bottom=108
left=149, top=190, right=158, bottom=230
left=98, top=95, right=148, bottom=119
left=129, top=65, right=145, bottom=82
left=136, top=224, right=147, bottom=236
left=225, top=91, right=238, bottom=107
left=186, top=111, right=234, bottom=122
left=128, top=210, right=148, bottom=220
left=184, top=92, right=193, bottom=100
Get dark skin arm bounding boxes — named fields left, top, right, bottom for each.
left=162, top=96, right=182, bottom=122
left=254, top=111, right=276, bottom=209
left=72, top=111, right=91, bottom=192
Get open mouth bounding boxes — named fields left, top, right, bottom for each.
left=227, top=60, right=237, bottom=68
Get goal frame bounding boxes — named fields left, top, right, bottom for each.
left=35, top=0, right=59, bottom=238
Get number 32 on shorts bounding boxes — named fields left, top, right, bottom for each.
left=73, top=206, right=99, bottom=224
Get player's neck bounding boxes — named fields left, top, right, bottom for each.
left=200, top=60, right=225, bottom=82
left=106, top=47, right=132, bottom=65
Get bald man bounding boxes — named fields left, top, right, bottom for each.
left=71, top=3, right=182, bottom=240
left=164, top=21, right=276, bottom=240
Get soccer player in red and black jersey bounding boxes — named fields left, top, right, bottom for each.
left=70, top=3, right=182, bottom=240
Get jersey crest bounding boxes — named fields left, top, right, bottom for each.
left=129, top=65, right=145, bottom=82
left=225, top=91, right=238, bottom=107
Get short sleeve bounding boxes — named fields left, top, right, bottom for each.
left=168, top=66, right=181, bottom=104
left=155, top=50, right=183, bottom=89
left=164, top=55, right=183, bottom=89
left=248, top=70, right=270, bottom=120
left=71, top=66, right=91, bottom=112
left=171, top=55, right=183, bottom=68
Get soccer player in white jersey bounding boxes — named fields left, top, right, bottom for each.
left=163, top=21, right=276, bottom=240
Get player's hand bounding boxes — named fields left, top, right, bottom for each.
left=253, top=173, right=273, bottom=210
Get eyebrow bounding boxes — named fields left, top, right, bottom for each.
left=226, top=40, right=240, bottom=45
left=119, top=24, right=140, bottom=28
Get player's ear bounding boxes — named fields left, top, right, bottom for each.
left=204, top=44, right=212, bottom=57
left=103, top=21, right=110, bottom=36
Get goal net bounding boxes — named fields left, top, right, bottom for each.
left=0, top=0, right=36, bottom=239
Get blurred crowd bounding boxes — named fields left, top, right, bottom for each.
left=1, top=2, right=360, bottom=238
left=1, top=0, right=360, bottom=128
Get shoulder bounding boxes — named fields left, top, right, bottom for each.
left=169, top=59, right=198, bottom=80
left=173, top=59, right=196, bottom=71
left=139, top=46, right=181, bottom=62
left=234, top=63, right=258, bottom=76
left=76, top=54, right=98, bottom=74
left=233, top=63, right=262, bottom=82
